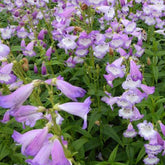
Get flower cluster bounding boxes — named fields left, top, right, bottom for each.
left=0, top=0, right=164, bottom=164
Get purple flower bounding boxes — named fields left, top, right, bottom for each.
left=144, top=136, right=162, bottom=155
left=93, top=42, right=109, bottom=59
left=58, top=97, right=91, bottom=129
left=0, top=27, right=12, bottom=39
left=12, top=105, right=43, bottom=127
left=143, top=155, right=159, bottom=165
left=75, top=47, right=88, bottom=57
left=17, top=27, right=28, bottom=39
left=140, top=84, right=155, bottom=95
left=137, top=120, right=157, bottom=140
left=45, top=47, right=52, bottom=60
left=0, top=43, right=10, bottom=61
left=159, top=121, right=165, bottom=137
left=26, top=140, right=53, bottom=165
left=34, top=63, right=38, bottom=74
left=0, top=82, right=35, bottom=110
left=0, top=63, right=16, bottom=84
left=105, top=58, right=125, bottom=78
left=130, top=59, right=143, bottom=81
left=101, top=92, right=118, bottom=110
left=12, top=127, right=49, bottom=156
left=0, top=110, right=10, bottom=123
left=97, top=6, right=115, bottom=21
left=38, top=29, right=47, bottom=40
left=122, top=89, right=145, bottom=104
left=77, top=32, right=92, bottom=49
left=58, top=35, right=77, bottom=53
left=51, top=139, right=71, bottom=165
left=41, top=62, right=47, bottom=75
left=58, top=6, right=75, bottom=19
left=122, top=75, right=141, bottom=90
left=123, top=123, right=137, bottom=138
left=45, top=77, right=86, bottom=101
left=23, top=41, right=36, bottom=57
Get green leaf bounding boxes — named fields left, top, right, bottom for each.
left=152, top=66, right=159, bottom=83
left=0, top=143, right=10, bottom=161
left=135, top=146, right=145, bottom=164
left=157, top=51, right=165, bottom=57
left=108, top=145, right=119, bottom=162
left=102, top=125, right=123, bottom=147
left=88, top=111, right=102, bottom=132
left=72, top=138, right=88, bottom=151
left=126, top=145, right=134, bottom=164
left=113, top=162, right=128, bottom=165
left=11, top=46, right=22, bottom=52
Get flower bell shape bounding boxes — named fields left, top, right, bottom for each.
left=137, top=120, right=157, bottom=140
left=58, top=97, right=91, bottom=129
left=123, top=123, right=137, bottom=138
left=130, top=59, right=143, bottom=81
left=12, top=105, right=43, bottom=127
left=12, top=126, right=49, bottom=156
left=51, top=139, right=71, bottom=165
left=45, top=76, right=86, bottom=101
left=0, top=82, right=35, bottom=110
left=0, top=43, right=10, bottom=61
left=0, top=63, right=16, bottom=84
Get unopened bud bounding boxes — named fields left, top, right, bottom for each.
left=22, top=57, right=29, bottom=71
left=81, top=3, right=88, bottom=10
left=95, top=120, right=100, bottom=126
left=109, top=47, right=114, bottom=56
left=147, top=57, right=151, bottom=65
left=74, top=26, right=83, bottom=32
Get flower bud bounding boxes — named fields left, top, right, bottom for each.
left=22, top=58, right=29, bottom=71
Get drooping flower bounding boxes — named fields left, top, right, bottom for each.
left=0, top=43, right=10, bottom=61
left=0, top=63, right=16, bottom=84
left=45, top=76, right=86, bottom=101
left=123, top=123, right=137, bottom=138
left=12, top=105, right=43, bottom=127
left=143, top=155, right=159, bottom=165
left=144, top=136, right=162, bottom=155
left=0, top=82, right=35, bottom=110
left=137, top=120, right=157, bottom=140
left=51, top=139, right=71, bottom=165
left=12, top=126, right=49, bottom=156
left=58, top=97, right=91, bottom=129
left=130, top=59, right=143, bottom=81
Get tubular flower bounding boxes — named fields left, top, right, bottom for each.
left=58, top=97, right=91, bottom=129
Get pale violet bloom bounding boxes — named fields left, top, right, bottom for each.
left=12, top=127, right=49, bottom=156
left=58, top=97, right=91, bottom=129
left=122, top=75, right=141, bottom=90
left=143, top=155, right=159, bottom=165
left=123, top=123, right=137, bottom=138
left=0, top=63, right=16, bottom=84
left=93, top=42, right=109, bottom=59
left=137, top=120, right=157, bottom=140
left=45, top=76, right=86, bottom=101
left=58, top=35, right=77, bottom=53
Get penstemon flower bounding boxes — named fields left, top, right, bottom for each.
left=57, top=97, right=91, bottom=129
left=45, top=76, right=86, bottom=101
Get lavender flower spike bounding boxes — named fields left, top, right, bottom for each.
left=45, top=76, right=86, bottom=101
left=58, top=97, right=91, bottom=129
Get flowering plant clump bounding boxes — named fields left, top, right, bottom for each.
left=0, top=0, right=165, bottom=164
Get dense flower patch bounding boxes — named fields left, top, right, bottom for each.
left=0, top=0, right=165, bottom=164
